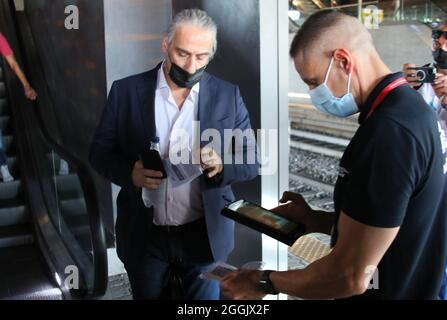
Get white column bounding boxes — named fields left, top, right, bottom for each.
left=103, top=0, right=172, bottom=276
left=260, top=0, right=289, bottom=300
left=13, top=0, right=24, bottom=11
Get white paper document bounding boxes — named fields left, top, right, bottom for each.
left=163, top=159, right=203, bottom=188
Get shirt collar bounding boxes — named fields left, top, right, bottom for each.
left=358, top=72, right=405, bottom=124
left=157, top=61, right=200, bottom=94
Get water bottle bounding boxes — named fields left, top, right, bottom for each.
left=150, top=137, right=161, bottom=152
left=141, top=137, right=167, bottom=208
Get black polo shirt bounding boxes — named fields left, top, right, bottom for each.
left=332, top=72, right=447, bottom=299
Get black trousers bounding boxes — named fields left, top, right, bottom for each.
left=126, top=218, right=219, bottom=300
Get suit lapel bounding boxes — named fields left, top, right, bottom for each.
left=136, top=63, right=161, bottom=145
left=198, top=72, right=217, bottom=148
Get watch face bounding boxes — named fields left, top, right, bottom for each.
left=258, top=271, right=278, bottom=295
left=259, top=281, right=274, bottom=294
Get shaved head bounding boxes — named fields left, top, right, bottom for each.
left=290, top=10, right=374, bottom=61
left=290, top=10, right=391, bottom=109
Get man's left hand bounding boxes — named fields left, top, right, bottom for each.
left=220, top=270, right=266, bottom=300
left=200, top=147, right=223, bottom=178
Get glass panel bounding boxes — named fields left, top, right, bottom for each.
left=25, top=119, right=95, bottom=295
left=51, top=153, right=92, bottom=258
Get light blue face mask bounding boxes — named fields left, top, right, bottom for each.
left=309, top=57, right=359, bottom=118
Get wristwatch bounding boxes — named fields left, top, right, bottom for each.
left=258, top=270, right=279, bottom=295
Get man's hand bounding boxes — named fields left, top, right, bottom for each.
left=270, top=191, right=334, bottom=235
left=131, top=160, right=164, bottom=189
left=432, top=73, right=447, bottom=100
left=24, top=86, right=37, bottom=100
left=220, top=270, right=266, bottom=300
left=200, top=146, right=223, bottom=178
left=403, top=63, right=421, bottom=88
left=442, top=95, right=447, bottom=106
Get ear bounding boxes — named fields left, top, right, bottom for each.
left=333, top=48, right=354, bottom=75
left=162, top=37, right=168, bottom=54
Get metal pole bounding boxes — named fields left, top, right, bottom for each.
left=358, top=0, right=363, bottom=20
left=401, top=0, right=405, bottom=20
left=330, top=1, right=377, bottom=10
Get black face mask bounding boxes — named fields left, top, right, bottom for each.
left=167, top=56, right=206, bottom=88
left=433, top=48, right=447, bottom=69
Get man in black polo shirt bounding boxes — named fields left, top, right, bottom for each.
left=220, top=10, right=447, bottom=299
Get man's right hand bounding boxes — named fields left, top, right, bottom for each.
left=270, top=191, right=334, bottom=235
left=431, top=73, right=447, bottom=100
left=131, top=160, right=164, bottom=189
left=403, top=63, right=421, bottom=88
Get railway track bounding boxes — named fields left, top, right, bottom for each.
left=289, top=173, right=335, bottom=211
left=287, top=104, right=353, bottom=211
left=289, top=103, right=358, bottom=139
left=289, top=129, right=348, bottom=159
left=288, top=104, right=357, bottom=158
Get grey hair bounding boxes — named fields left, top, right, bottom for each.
left=167, top=9, right=218, bottom=57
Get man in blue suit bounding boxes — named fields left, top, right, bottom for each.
left=89, top=9, right=258, bottom=300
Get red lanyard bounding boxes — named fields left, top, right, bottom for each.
left=365, top=77, right=408, bottom=121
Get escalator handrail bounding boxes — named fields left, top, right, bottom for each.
left=2, top=0, right=108, bottom=298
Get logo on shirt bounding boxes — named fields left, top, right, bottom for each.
left=338, top=166, right=349, bottom=178
left=437, top=121, right=447, bottom=174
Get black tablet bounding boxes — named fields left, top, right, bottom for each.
left=221, top=200, right=305, bottom=246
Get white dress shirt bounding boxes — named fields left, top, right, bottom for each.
left=151, top=63, right=204, bottom=226
left=419, top=83, right=447, bottom=135
left=419, top=83, right=447, bottom=172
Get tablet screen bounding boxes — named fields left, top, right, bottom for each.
left=228, top=200, right=298, bottom=234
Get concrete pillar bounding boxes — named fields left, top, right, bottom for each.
left=104, top=0, right=172, bottom=91
left=103, top=0, right=172, bottom=275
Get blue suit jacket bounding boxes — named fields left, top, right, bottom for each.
left=89, top=64, right=259, bottom=269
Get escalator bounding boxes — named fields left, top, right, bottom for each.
left=0, top=0, right=108, bottom=299
left=0, top=64, right=61, bottom=300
